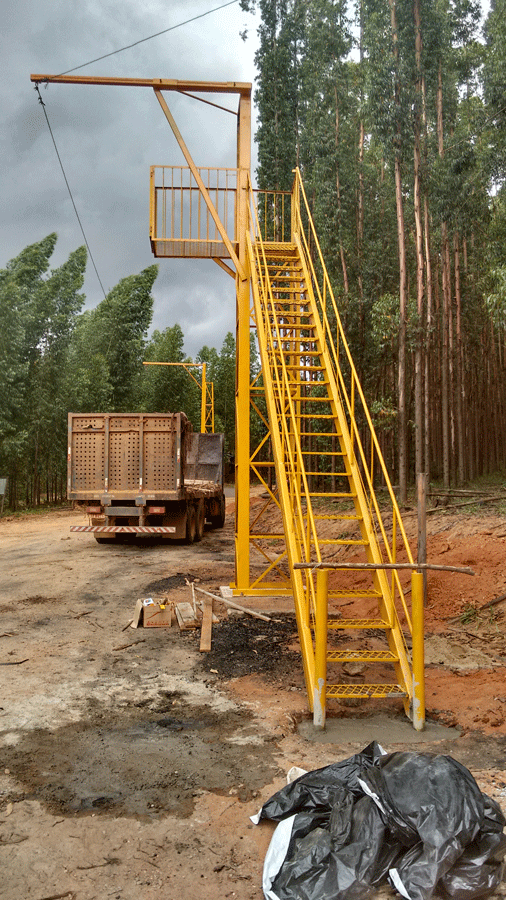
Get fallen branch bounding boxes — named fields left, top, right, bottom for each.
left=112, top=640, right=146, bottom=651
left=0, top=832, right=29, bottom=843
left=35, top=893, right=76, bottom=900
left=0, top=658, right=29, bottom=666
left=194, top=586, right=271, bottom=622
left=481, top=592, right=506, bottom=610
left=424, top=493, right=506, bottom=514
left=76, top=856, right=120, bottom=870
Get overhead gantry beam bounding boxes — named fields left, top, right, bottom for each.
left=30, top=75, right=251, bottom=96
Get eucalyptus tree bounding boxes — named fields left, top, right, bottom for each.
left=0, top=234, right=87, bottom=505
left=69, top=266, right=158, bottom=414
left=482, top=0, right=506, bottom=186
left=141, top=324, right=193, bottom=416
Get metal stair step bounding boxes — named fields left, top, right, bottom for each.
left=251, top=237, right=413, bottom=714
left=262, top=242, right=297, bottom=252
left=326, top=683, right=407, bottom=699
left=319, top=538, right=368, bottom=546
left=328, top=616, right=387, bottom=628
left=327, top=649, right=398, bottom=663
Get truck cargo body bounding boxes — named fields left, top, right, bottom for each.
left=68, top=412, right=225, bottom=542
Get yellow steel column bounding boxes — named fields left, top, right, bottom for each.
left=411, top=570, right=425, bottom=730
left=313, top=568, right=328, bottom=728
left=200, top=363, right=207, bottom=434
left=234, top=90, right=252, bottom=592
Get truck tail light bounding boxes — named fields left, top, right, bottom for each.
left=147, top=506, right=165, bottom=515
left=86, top=506, right=103, bottom=515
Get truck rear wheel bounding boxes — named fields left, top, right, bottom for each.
left=194, top=499, right=205, bottom=542
left=209, top=494, right=226, bottom=529
left=185, top=503, right=196, bottom=544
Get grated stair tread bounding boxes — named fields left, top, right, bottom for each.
left=327, top=649, right=398, bottom=663
left=326, top=683, right=406, bottom=699
left=328, top=616, right=388, bottom=629
left=319, top=538, right=368, bottom=546
left=262, top=242, right=297, bottom=252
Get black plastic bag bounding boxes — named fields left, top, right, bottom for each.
left=253, top=743, right=506, bottom=900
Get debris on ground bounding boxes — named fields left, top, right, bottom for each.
left=253, top=742, right=506, bottom=900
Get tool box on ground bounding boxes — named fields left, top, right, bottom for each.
left=252, top=742, right=506, bottom=900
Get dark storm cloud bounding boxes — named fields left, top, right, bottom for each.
left=1, top=0, right=258, bottom=357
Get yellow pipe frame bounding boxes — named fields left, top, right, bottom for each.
left=142, top=361, right=213, bottom=433
left=411, top=571, right=426, bottom=731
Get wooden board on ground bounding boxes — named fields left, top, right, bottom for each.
left=200, top=595, right=213, bottom=652
left=175, top=602, right=199, bottom=629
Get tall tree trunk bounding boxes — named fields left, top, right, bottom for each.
left=413, top=0, right=424, bottom=479
left=437, top=63, right=451, bottom=489
left=389, top=0, right=408, bottom=502
left=356, top=117, right=365, bottom=306
left=454, top=231, right=465, bottom=483
left=334, top=88, right=349, bottom=295
left=423, top=193, right=433, bottom=478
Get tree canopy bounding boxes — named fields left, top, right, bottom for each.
left=0, top=236, right=238, bottom=509
left=241, top=0, right=506, bottom=492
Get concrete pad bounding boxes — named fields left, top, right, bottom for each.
left=298, top=712, right=461, bottom=746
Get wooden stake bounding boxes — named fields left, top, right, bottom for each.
left=194, top=586, right=271, bottom=621
left=417, top=472, right=427, bottom=603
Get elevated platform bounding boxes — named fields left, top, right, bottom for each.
left=150, top=238, right=237, bottom=259
left=150, top=165, right=238, bottom=260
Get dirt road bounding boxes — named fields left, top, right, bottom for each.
left=1, top=504, right=506, bottom=900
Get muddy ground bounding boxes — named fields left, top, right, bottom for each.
left=1, top=496, right=506, bottom=900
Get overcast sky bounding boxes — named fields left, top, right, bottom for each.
left=1, top=0, right=490, bottom=360
left=1, top=0, right=260, bottom=358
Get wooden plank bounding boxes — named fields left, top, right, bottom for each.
left=175, top=602, right=199, bottom=629
left=199, top=595, right=213, bottom=652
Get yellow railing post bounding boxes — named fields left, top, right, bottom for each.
left=411, top=570, right=425, bottom=731
left=200, top=363, right=207, bottom=434
left=313, top=568, right=328, bottom=729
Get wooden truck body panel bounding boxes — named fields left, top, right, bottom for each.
left=67, top=412, right=225, bottom=542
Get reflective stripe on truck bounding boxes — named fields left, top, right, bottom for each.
left=70, top=525, right=176, bottom=534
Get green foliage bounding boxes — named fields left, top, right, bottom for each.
left=212, top=332, right=237, bottom=455
left=485, top=267, right=506, bottom=329
left=246, top=0, right=506, bottom=485
left=0, top=234, right=88, bottom=506
left=141, top=324, right=190, bottom=414
left=80, top=266, right=158, bottom=411
left=482, top=0, right=506, bottom=185
left=0, top=236, right=162, bottom=508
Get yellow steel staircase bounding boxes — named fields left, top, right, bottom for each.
left=247, top=171, right=415, bottom=720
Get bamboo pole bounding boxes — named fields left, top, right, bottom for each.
left=294, top=562, right=474, bottom=575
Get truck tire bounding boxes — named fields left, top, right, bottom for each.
left=209, top=494, right=226, bottom=529
left=194, top=499, right=205, bottom=542
left=94, top=535, right=117, bottom=543
left=185, top=503, right=197, bottom=544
